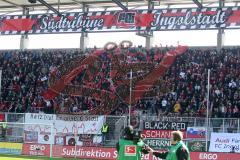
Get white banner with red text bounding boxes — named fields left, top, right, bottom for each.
left=24, top=113, right=104, bottom=144
left=209, top=132, right=240, bottom=153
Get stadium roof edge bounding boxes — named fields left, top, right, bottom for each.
left=0, top=0, right=239, bottom=14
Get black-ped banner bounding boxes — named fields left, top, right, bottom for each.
left=144, top=121, right=188, bottom=131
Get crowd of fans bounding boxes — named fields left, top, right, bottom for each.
left=0, top=49, right=83, bottom=113
left=0, top=46, right=239, bottom=118
left=134, top=47, right=240, bottom=118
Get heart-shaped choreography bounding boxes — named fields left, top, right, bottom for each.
left=43, top=42, right=188, bottom=115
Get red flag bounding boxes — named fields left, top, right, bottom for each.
left=42, top=89, right=58, bottom=100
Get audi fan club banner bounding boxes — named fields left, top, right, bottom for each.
left=0, top=7, right=240, bottom=34
left=209, top=132, right=240, bottom=153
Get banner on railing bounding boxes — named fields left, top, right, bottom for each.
left=144, top=121, right=188, bottom=131
left=0, top=7, right=240, bottom=34
left=141, top=130, right=186, bottom=139
left=143, top=139, right=170, bottom=149
left=188, top=141, right=206, bottom=152
left=209, top=132, right=240, bottom=153
left=187, top=127, right=206, bottom=139
left=24, top=113, right=104, bottom=144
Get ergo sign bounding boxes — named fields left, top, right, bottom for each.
left=22, top=144, right=50, bottom=156
left=199, top=153, right=218, bottom=160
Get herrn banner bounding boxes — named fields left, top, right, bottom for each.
left=0, top=7, right=240, bottom=35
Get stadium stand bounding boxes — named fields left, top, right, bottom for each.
left=0, top=0, right=240, bottom=159
left=0, top=47, right=239, bottom=118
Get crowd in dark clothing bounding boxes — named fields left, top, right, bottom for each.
left=0, top=49, right=84, bottom=113
left=0, top=47, right=239, bottom=118
left=133, top=47, right=240, bottom=118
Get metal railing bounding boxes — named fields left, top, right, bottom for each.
left=3, top=113, right=240, bottom=133
left=141, top=115, right=240, bottom=133
left=1, top=112, right=239, bottom=151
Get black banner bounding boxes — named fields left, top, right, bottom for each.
left=144, top=121, right=188, bottom=131
left=144, top=139, right=171, bottom=150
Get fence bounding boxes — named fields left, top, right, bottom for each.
left=0, top=112, right=239, bottom=158
left=140, top=115, right=240, bottom=153
left=0, top=114, right=126, bottom=158
left=141, top=115, right=240, bottom=133
left=0, top=121, right=53, bottom=157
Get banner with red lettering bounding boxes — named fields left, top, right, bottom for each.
left=1, top=7, right=240, bottom=34
left=24, top=113, right=104, bottom=145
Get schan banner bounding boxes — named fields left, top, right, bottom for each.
left=1, top=7, right=240, bottom=34
left=144, top=121, right=188, bottom=131
left=141, top=130, right=186, bottom=139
